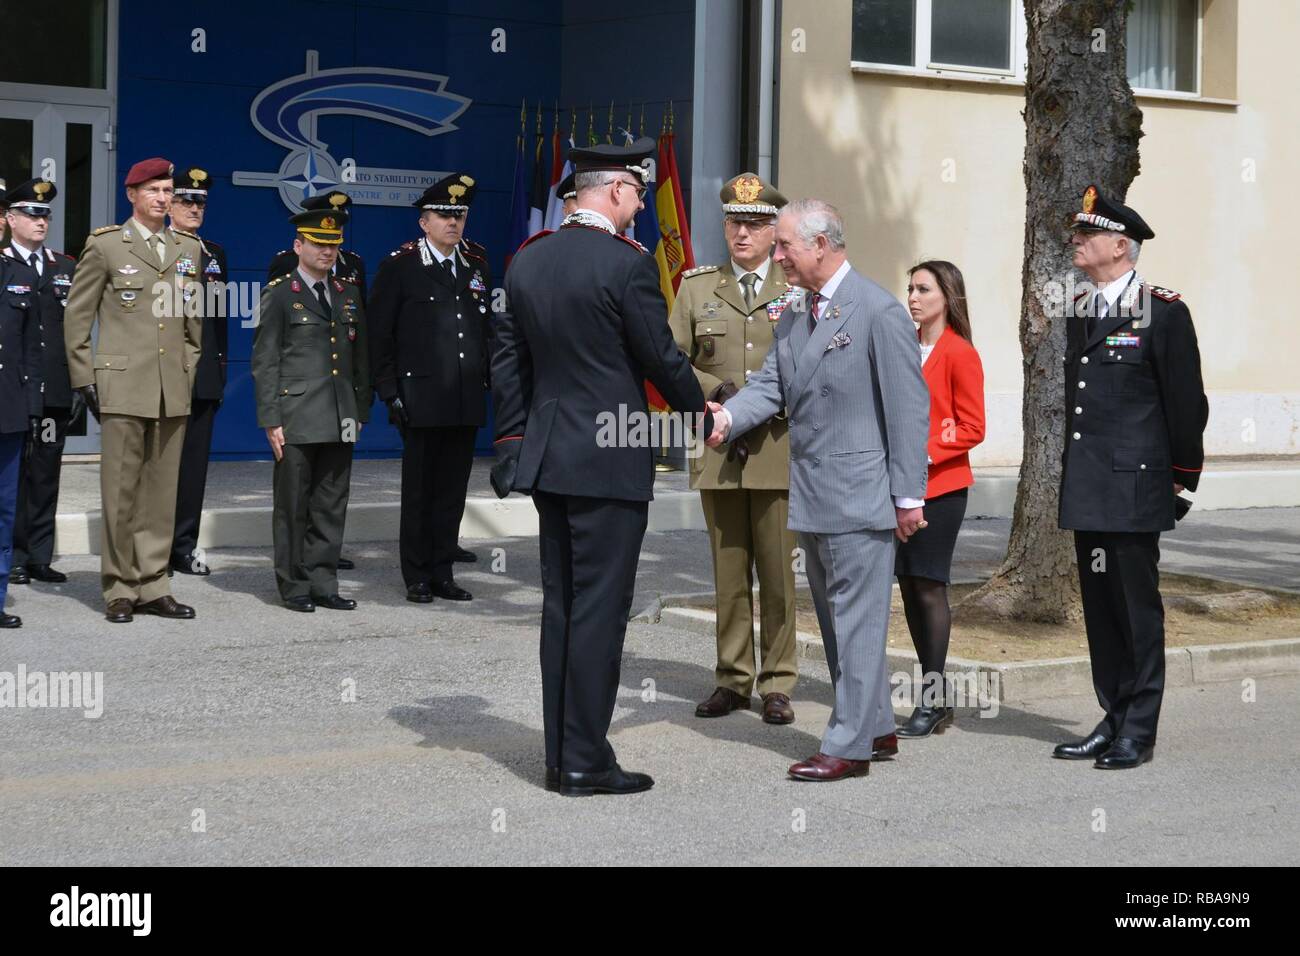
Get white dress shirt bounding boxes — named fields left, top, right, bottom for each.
left=8, top=239, right=43, bottom=276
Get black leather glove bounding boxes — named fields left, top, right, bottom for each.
left=707, top=380, right=747, bottom=464
left=67, top=388, right=86, bottom=427
left=490, top=439, right=522, bottom=499
left=79, top=385, right=101, bottom=423
left=386, top=396, right=410, bottom=431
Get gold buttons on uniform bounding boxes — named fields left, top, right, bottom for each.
left=159, top=348, right=165, bottom=354
left=331, top=369, right=339, bottom=376
left=332, top=353, right=338, bottom=360
left=330, top=337, right=336, bottom=344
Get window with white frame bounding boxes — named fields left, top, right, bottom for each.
left=851, top=0, right=1202, bottom=95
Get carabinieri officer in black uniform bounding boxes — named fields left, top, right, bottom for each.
left=490, top=138, right=710, bottom=796
left=368, top=173, right=489, bottom=603
left=1054, top=185, right=1208, bottom=770
left=2, top=179, right=77, bottom=586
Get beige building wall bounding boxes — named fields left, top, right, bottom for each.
left=776, top=0, right=1300, bottom=466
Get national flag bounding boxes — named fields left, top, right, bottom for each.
left=655, top=104, right=695, bottom=295
left=505, top=105, right=530, bottom=266
left=527, top=103, right=548, bottom=235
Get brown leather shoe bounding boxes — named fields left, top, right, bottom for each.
left=695, top=686, right=751, bottom=718
left=105, top=599, right=134, bottom=624
left=134, top=596, right=196, bottom=619
left=872, top=733, right=899, bottom=759
left=788, top=752, right=871, bottom=781
left=761, top=692, right=795, bottom=724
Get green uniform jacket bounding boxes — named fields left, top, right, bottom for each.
left=63, top=220, right=203, bottom=418
left=669, top=262, right=797, bottom=490
left=252, top=272, right=371, bottom=445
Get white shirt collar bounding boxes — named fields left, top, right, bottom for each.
left=424, top=238, right=456, bottom=264
left=1099, top=269, right=1136, bottom=313
left=814, top=259, right=853, bottom=303
left=130, top=218, right=160, bottom=242
left=731, top=258, right=770, bottom=283
left=8, top=239, right=41, bottom=265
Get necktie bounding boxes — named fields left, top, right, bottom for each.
left=1087, top=291, right=1105, bottom=339
left=148, top=235, right=164, bottom=264
left=808, top=291, right=822, bottom=334
left=28, top=252, right=40, bottom=277
left=740, top=272, right=757, bottom=308
left=313, top=280, right=330, bottom=315
left=441, top=258, right=455, bottom=280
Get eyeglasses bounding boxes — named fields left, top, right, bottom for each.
left=724, top=217, right=774, bottom=231
left=176, top=197, right=207, bottom=208
left=614, top=178, right=648, bottom=201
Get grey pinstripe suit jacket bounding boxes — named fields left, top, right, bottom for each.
left=724, top=265, right=929, bottom=533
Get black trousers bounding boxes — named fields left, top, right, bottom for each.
left=273, top=442, right=353, bottom=600
left=533, top=491, right=649, bottom=774
left=171, top=397, right=220, bottom=563
left=13, top=407, right=70, bottom=567
left=399, top=425, right=476, bottom=586
left=1074, top=530, right=1165, bottom=745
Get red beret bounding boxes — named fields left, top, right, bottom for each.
left=124, top=157, right=175, bottom=187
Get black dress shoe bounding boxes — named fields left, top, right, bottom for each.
left=406, top=583, right=434, bottom=604
left=169, top=553, right=210, bottom=576
left=1095, top=737, right=1154, bottom=770
left=105, top=599, right=134, bottom=623
left=545, top=767, right=559, bottom=792
left=9, top=566, right=29, bottom=585
left=453, top=547, right=478, bottom=563
left=27, top=564, right=68, bottom=583
left=0, top=613, right=21, bottom=628
left=897, top=706, right=954, bottom=738
left=558, top=764, right=654, bottom=797
left=1053, top=731, right=1114, bottom=760
left=337, top=556, right=355, bottom=570
left=432, top=580, right=472, bottom=601
left=284, top=596, right=316, bottom=613
left=314, top=593, right=357, bottom=611
left=135, top=596, right=196, bottom=619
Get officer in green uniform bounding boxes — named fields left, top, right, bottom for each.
left=253, top=206, right=370, bottom=612
left=669, top=173, right=802, bottom=725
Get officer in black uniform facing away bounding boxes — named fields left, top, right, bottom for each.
left=3, top=179, right=77, bottom=585
left=168, top=166, right=228, bottom=575
left=368, top=173, right=489, bottom=603
left=490, top=138, right=711, bottom=796
left=1055, top=185, right=1208, bottom=770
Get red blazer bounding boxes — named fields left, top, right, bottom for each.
left=921, top=326, right=986, bottom=499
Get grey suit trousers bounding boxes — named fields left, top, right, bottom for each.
left=800, top=528, right=898, bottom=758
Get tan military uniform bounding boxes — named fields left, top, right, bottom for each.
left=64, top=219, right=203, bottom=603
left=670, top=260, right=800, bottom=697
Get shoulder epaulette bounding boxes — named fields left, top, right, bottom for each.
left=683, top=265, right=720, bottom=279
left=388, top=241, right=419, bottom=258
left=1148, top=285, right=1181, bottom=302
left=265, top=273, right=291, bottom=288
left=343, top=248, right=365, bottom=265
left=614, top=233, right=649, bottom=254
left=518, top=229, right=552, bottom=252
left=50, top=249, right=75, bottom=261
left=171, top=227, right=199, bottom=240
left=459, top=238, right=488, bottom=261
left=91, top=225, right=121, bottom=236
left=337, top=274, right=358, bottom=285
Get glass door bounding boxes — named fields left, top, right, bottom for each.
left=1, top=99, right=112, bottom=452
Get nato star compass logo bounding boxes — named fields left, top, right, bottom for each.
left=233, top=51, right=471, bottom=212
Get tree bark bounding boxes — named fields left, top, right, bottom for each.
left=961, top=0, right=1143, bottom=624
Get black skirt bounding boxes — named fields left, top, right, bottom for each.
left=895, top=487, right=969, bottom=584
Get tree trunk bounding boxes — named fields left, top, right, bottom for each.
left=961, top=0, right=1143, bottom=624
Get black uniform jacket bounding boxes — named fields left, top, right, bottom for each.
left=491, top=224, right=707, bottom=502
left=1059, top=278, right=1208, bottom=533
left=0, top=256, right=45, bottom=432
left=1, top=244, right=75, bottom=409
left=368, top=237, right=492, bottom=428
left=194, top=237, right=229, bottom=402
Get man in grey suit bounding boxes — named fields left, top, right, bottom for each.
left=707, top=199, right=929, bottom=781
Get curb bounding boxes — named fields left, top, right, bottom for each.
left=656, top=604, right=1300, bottom=703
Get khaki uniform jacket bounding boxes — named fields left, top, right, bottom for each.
left=669, top=262, right=798, bottom=490
left=252, top=273, right=371, bottom=445
left=63, top=220, right=203, bottom=419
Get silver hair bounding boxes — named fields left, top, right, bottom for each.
left=1125, top=238, right=1142, bottom=264
left=780, top=198, right=846, bottom=250
left=574, top=170, right=621, bottom=193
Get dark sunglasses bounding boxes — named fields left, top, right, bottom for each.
left=176, top=197, right=207, bottom=208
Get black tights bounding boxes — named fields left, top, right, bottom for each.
left=898, top=575, right=951, bottom=708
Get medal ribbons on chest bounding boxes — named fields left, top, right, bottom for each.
left=1105, top=334, right=1141, bottom=348
left=5, top=284, right=32, bottom=296
left=469, top=272, right=486, bottom=293
left=766, top=286, right=801, bottom=321
left=176, top=256, right=197, bottom=277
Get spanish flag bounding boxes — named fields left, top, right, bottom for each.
left=645, top=106, right=695, bottom=412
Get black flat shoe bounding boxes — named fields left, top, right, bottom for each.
left=1095, top=737, right=1154, bottom=770
left=453, top=547, right=478, bottom=563
left=0, top=613, right=21, bottom=628
left=9, top=566, right=29, bottom=585
left=1053, top=731, right=1114, bottom=760
left=27, top=564, right=68, bottom=583
left=170, top=553, right=210, bottom=576
left=337, top=556, right=355, bottom=570
left=406, top=583, right=434, bottom=604
left=284, top=596, right=316, bottom=613
left=558, top=764, right=654, bottom=797
left=432, top=580, right=472, bottom=601
left=314, top=593, right=357, bottom=611
left=896, top=706, right=954, bottom=738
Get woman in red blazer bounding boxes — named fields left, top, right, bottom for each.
left=895, top=260, right=986, bottom=738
